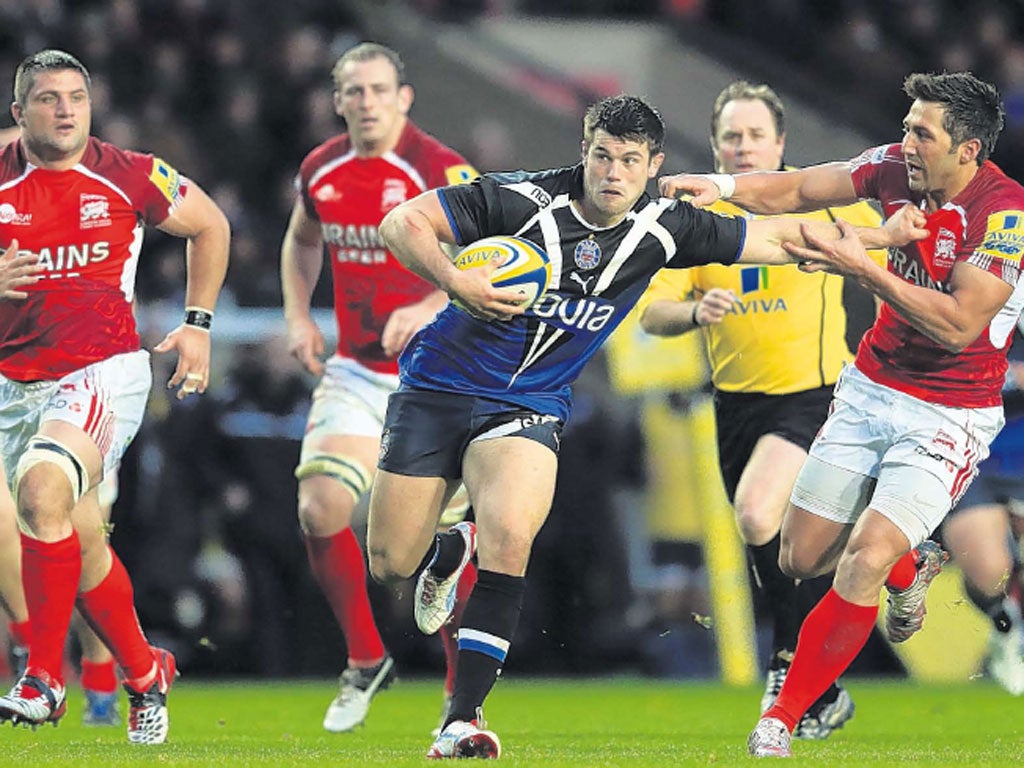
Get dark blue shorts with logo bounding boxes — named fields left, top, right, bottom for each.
left=378, top=388, right=563, bottom=480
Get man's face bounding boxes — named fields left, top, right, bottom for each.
left=711, top=98, right=784, bottom=174
left=13, top=69, right=91, bottom=162
left=580, top=129, right=663, bottom=226
left=901, top=99, right=960, bottom=196
left=333, top=56, right=411, bottom=155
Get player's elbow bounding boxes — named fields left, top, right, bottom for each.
left=379, top=205, right=410, bottom=252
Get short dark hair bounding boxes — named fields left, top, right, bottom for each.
left=583, top=95, right=665, bottom=156
left=332, top=42, right=406, bottom=89
left=903, top=72, right=1004, bottom=163
left=14, top=49, right=90, bottom=106
left=710, top=80, right=785, bottom=141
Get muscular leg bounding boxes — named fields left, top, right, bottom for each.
left=767, top=508, right=907, bottom=730
left=441, top=436, right=557, bottom=726
left=735, top=436, right=813, bottom=667
left=69, top=493, right=118, bottom=722
left=298, top=434, right=386, bottom=669
left=944, top=504, right=1015, bottom=606
left=0, top=455, right=29, bottom=669
left=16, top=421, right=102, bottom=682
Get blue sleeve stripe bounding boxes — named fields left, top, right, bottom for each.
left=733, top=217, right=747, bottom=264
left=437, top=189, right=465, bottom=245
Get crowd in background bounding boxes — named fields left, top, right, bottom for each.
left=1, top=0, right=998, bottom=680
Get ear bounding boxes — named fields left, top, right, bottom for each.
left=647, top=151, right=665, bottom=179
left=11, top=102, right=22, bottom=126
left=959, top=137, right=981, bottom=165
left=710, top=137, right=721, bottom=171
left=580, top=139, right=588, bottom=163
left=332, top=89, right=343, bottom=117
left=398, top=83, right=414, bottom=115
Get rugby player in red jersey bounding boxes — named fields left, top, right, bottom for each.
left=662, top=71, right=1024, bottom=758
left=280, top=42, right=478, bottom=733
left=0, top=49, right=229, bottom=744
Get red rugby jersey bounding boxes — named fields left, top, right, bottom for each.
left=296, top=120, right=476, bottom=375
left=851, top=143, right=1024, bottom=407
left=0, top=137, right=185, bottom=381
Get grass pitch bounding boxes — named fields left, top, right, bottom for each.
left=0, top=677, right=1021, bottom=767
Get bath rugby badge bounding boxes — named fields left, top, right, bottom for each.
left=574, top=236, right=601, bottom=270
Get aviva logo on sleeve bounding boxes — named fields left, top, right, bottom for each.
left=445, top=164, right=479, bottom=186
left=979, top=211, right=1024, bottom=264
left=740, top=266, right=769, bottom=294
left=149, top=158, right=184, bottom=207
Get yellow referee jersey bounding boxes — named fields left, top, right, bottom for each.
left=637, top=199, right=883, bottom=395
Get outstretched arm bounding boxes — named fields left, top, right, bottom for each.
left=738, top=203, right=928, bottom=265
left=660, top=162, right=860, bottom=215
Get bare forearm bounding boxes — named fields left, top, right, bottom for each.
left=281, top=237, right=323, bottom=321
left=184, top=222, right=229, bottom=311
left=640, top=300, right=700, bottom=336
left=853, top=268, right=979, bottom=351
left=733, top=163, right=859, bottom=215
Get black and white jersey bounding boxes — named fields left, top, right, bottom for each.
left=398, top=164, right=747, bottom=421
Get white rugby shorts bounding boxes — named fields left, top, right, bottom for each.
left=301, top=356, right=400, bottom=456
left=0, top=350, right=151, bottom=489
left=791, top=364, right=1003, bottom=546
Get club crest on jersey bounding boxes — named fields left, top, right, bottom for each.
left=381, top=179, right=408, bottom=212
left=80, top=193, right=110, bottom=229
left=933, top=227, right=956, bottom=269
left=574, top=237, right=602, bottom=270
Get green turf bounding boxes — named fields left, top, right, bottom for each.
left=0, top=677, right=1021, bottom=767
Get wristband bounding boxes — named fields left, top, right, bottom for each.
left=184, top=306, right=213, bottom=331
left=691, top=304, right=701, bottom=327
left=705, top=173, right=736, bottom=200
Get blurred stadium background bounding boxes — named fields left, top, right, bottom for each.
left=0, top=0, right=1017, bottom=686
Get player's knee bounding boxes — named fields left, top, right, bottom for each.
left=15, top=438, right=89, bottom=529
left=295, top=454, right=368, bottom=534
left=777, top=540, right=820, bottom=580
left=15, top=437, right=89, bottom=508
left=367, top=545, right=411, bottom=586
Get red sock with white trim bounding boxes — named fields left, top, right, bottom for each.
left=763, top=588, right=877, bottom=732
left=305, top=529, right=385, bottom=664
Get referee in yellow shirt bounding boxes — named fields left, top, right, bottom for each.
left=639, top=81, right=884, bottom=740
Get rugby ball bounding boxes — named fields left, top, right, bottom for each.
left=452, top=235, right=551, bottom=311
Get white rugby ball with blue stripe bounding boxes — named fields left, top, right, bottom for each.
left=452, top=235, right=551, bottom=310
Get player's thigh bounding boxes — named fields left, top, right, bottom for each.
left=463, top=435, right=558, bottom=576
left=37, top=351, right=152, bottom=492
left=876, top=398, right=1003, bottom=547
left=733, top=433, right=809, bottom=544
left=367, top=469, right=454, bottom=579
